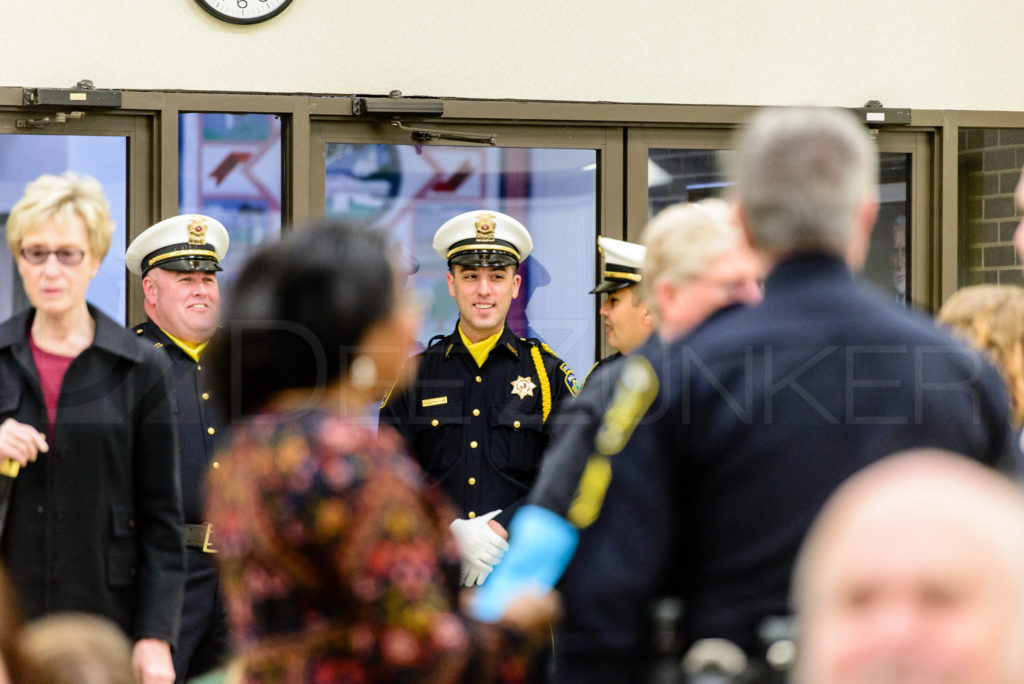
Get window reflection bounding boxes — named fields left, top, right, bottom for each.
left=863, top=154, right=912, bottom=305
left=648, top=148, right=911, bottom=304
left=178, top=113, right=282, bottom=287
left=0, top=134, right=127, bottom=323
left=647, top=149, right=734, bottom=215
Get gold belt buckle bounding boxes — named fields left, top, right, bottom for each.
left=201, top=523, right=217, bottom=554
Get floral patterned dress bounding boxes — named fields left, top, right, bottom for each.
left=205, top=409, right=534, bottom=683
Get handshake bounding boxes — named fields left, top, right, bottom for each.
left=449, top=509, right=509, bottom=587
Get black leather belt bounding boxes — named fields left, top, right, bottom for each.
left=184, top=523, right=217, bottom=553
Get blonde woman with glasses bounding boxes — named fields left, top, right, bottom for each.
left=0, top=173, right=184, bottom=684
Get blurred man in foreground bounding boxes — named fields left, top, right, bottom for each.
left=794, top=450, right=1024, bottom=684
left=552, top=108, right=1018, bottom=683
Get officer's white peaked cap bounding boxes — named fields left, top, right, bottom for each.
left=591, top=236, right=646, bottom=294
left=126, top=214, right=229, bottom=277
left=433, top=210, right=533, bottom=267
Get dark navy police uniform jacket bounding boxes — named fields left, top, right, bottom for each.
left=555, top=254, right=1021, bottom=683
left=135, top=319, right=227, bottom=681
left=380, top=324, right=577, bottom=528
left=135, top=320, right=221, bottom=525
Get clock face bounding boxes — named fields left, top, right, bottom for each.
left=196, top=0, right=293, bottom=24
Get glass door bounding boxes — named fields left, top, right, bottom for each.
left=309, top=120, right=623, bottom=378
left=626, top=126, right=935, bottom=310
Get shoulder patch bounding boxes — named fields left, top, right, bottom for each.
left=560, top=362, right=580, bottom=397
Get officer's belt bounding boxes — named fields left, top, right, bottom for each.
left=184, top=522, right=217, bottom=553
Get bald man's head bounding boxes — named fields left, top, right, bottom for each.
left=793, top=450, right=1024, bottom=684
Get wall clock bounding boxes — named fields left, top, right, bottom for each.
left=195, top=0, right=293, bottom=25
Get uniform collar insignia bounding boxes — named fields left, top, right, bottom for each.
left=511, top=375, right=536, bottom=399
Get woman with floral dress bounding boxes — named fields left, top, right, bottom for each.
left=205, top=222, right=555, bottom=683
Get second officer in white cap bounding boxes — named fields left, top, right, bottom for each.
left=588, top=237, right=653, bottom=381
left=380, top=209, right=578, bottom=587
left=126, top=214, right=230, bottom=682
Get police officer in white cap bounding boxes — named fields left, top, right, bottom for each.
left=126, top=215, right=229, bottom=682
left=380, top=209, right=578, bottom=587
left=588, top=237, right=653, bottom=380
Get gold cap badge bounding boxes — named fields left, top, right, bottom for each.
left=187, top=219, right=208, bottom=245
left=475, top=213, right=496, bottom=242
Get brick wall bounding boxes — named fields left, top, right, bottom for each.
left=959, top=128, right=1024, bottom=287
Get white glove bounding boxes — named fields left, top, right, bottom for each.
left=449, top=509, right=510, bottom=587
left=460, top=556, right=495, bottom=588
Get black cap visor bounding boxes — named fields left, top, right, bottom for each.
left=153, top=257, right=223, bottom=274
left=448, top=249, right=519, bottom=268
left=142, top=242, right=223, bottom=276
left=590, top=279, right=636, bottom=294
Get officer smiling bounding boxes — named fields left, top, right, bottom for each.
left=381, top=209, right=577, bottom=587
left=126, top=215, right=229, bottom=683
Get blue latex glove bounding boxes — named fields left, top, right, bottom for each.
left=470, top=504, right=579, bottom=622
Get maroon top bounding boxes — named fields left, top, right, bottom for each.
left=29, top=333, right=75, bottom=436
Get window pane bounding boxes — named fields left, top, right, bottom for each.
left=0, top=134, right=127, bottom=323
left=178, top=113, right=282, bottom=287
left=324, top=143, right=597, bottom=376
left=958, top=129, right=1024, bottom=287
left=864, top=154, right=911, bottom=305
left=648, top=147, right=911, bottom=304
left=648, top=149, right=732, bottom=215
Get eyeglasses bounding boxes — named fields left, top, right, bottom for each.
left=19, top=247, right=87, bottom=266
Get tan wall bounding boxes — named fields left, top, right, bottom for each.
left=3, top=1, right=1024, bottom=110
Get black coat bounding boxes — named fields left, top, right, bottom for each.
left=555, top=254, right=1020, bottom=682
left=133, top=320, right=228, bottom=678
left=380, top=324, right=577, bottom=528
left=529, top=347, right=643, bottom=518
left=0, top=306, right=185, bottom=646
left=132, top=320, right=222, bottom=525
